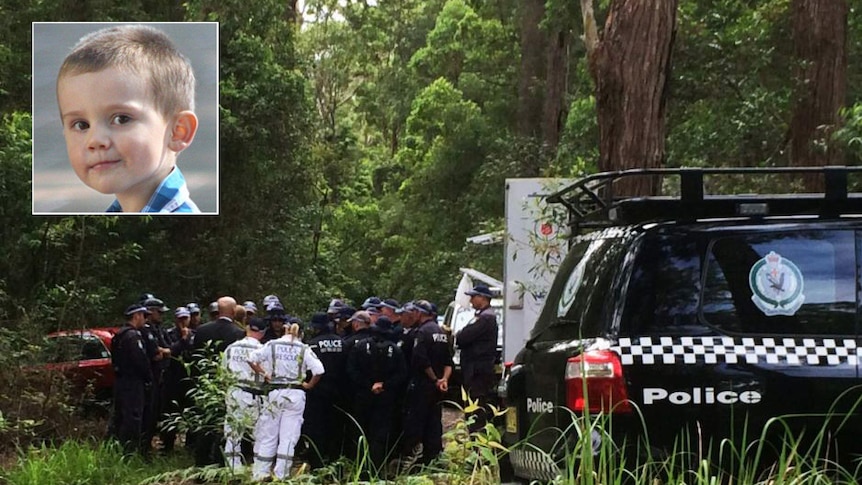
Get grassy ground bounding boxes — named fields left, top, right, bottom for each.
left=4, top=383, right=862, bottom=485
left=0, top=405, right=503, bottom=485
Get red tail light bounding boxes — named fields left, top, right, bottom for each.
left=565, top=350, right=631, bottom=413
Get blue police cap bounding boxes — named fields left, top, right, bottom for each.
left=361, top=297, right=382, bottom=310
left=125, top=304, right=150, bottom=317
left=372, top=315, right=393, bottom=331
left=248, top=317, right=268, bottom=332
left=309, top=312, right=330, bottom=330
left=327, top=298, right=346, bottom=314
left=465, top=283, right=495, bottom=299
left=405, top=300, right=433, bottom=315
left=337, top=306, right=356, bottom=320
left=381, top=298, right=400, bottom=311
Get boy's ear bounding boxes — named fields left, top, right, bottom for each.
left=167, top=111, right=198, bottom=153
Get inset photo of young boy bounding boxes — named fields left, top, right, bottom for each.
left=32, top=22, right=218, bottom=214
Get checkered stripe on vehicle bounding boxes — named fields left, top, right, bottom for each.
left=509, top=448, right=561, bottom=482
left=613, top=336, right=859, bottom=366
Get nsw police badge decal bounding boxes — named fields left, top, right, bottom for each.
left=749, top=251, right=805, bottom=316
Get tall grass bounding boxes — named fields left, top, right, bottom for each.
left=6, top=393, right=862, bottom=484
left=509, top=397, right=862, bottom=485
left=0, top=440, right=191, bottom=485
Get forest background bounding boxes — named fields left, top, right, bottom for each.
left=1, top=0, right=861, bottom=332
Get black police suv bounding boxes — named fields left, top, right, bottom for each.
left=501, top=167, right=862, bottom=481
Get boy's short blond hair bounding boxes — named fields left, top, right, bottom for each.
left=58, top=24, right=195, bottom=117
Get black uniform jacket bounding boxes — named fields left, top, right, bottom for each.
left=112, top=324, right=153, bottom=383
left=346, top=332, right=407, bottom=394
left=307, top=331, right=347, bottom=397
left=411, top=319, right=454, bottom=382
left=456, top=306, right=498, bottom=365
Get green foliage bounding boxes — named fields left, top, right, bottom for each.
left=1, top=440, right=191, bottom=485
left=440, top=390, right=508, bottom=483
left=669, top=0, right=794, bottom=168
left=409, top=0, right=517, bottom=122
left=164, top=346, right=228, bottom=438
left=0, top=112, right=31, bottom=220
left=835, top=103, right=862, bottom=164
left=0, top=327, right=113, bottom=454
left=550, top=95, right=598, bottom=177
left=378, top=79, right=491, bottom=301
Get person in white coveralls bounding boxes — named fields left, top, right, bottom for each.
left=247, top=321, right=324, bottom=481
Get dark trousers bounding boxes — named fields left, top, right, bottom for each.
left=159, top=374, right=190, bottom=451
left=354, top=391, right=397, bottom=469
left=114, top=378, right=147, bottom=454
left=194, top=430, right=224, bottom=466
left=463, top=362, right=495, bottom=432
left=302, top=388, right=339, bottom=468
left=142, top=368, right=163, bottom=453
left=402, top=379, right=443, bottom=463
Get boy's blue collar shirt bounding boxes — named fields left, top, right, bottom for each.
left=107, top=167, right=201, bottom=213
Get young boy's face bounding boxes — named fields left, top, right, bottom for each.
left=57, top=66, right=175, bottom=200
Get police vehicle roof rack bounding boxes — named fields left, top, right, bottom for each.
left=546, top=166, right=862, bottom=234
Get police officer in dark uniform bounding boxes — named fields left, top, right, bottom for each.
left=111, top=304, right=153, bottom=455
left=191, top=296, right=245, bottom=466
left=338, top=310, right=374, bottom=457
left=327, top=298, right=345, bottom=324
left=260, top=302, right=287, bottom=344
left=346, top=315, right=407, bottom=470
left=379, top=299, right=404, bottom=344
left=187, top=302, right=202, bottom=330
left=138, top=295, right=172, bottom=454
left=400, top=300, right=453, bottom=471
left=398, top=301, right=420, bottom=369
left=456, top=284, right=499, bottom=431
left=302, top=313, right=347, bottom=468
left=160, top=306, right=193, bottom=452
left=343, top=310, right=374, bottom=353
left=333, top=304, right=355, bottom=338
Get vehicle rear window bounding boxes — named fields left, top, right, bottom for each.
left=531, top=233, right=629, bottom=342
left=622, top=235, right=703, bottom=335
left=702, top=231, right=856, bottom=335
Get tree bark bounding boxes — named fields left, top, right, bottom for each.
left=582, top=0, right=678, bottom=196
left=517, top=0, right=546, bottom=138
left=542, top=27, right=570, bottom=149
left=788, top=0, right=848, bottom=191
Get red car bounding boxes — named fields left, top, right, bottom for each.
left=41, top=327, right=119, bottom=400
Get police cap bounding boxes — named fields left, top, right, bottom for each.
left=361, top=296, right=382, bottom=310
left=125, top=304, right=150, bottom=317
left=247, top=317, right=268, bottom=332
left=309, top=312, right=330, bottom=330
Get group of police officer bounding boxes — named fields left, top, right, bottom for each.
left=109, top=284, right=499, bottom=481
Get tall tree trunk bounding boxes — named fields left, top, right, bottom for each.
left=517, top=0, right=546, bottom=138
left=542, top=28, right=570, bottom=149
left=789, top=0, right=848, bottom=191
left=582, top=0, right=677, bottom=196
left=286, top=0, right=300, bottom=26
